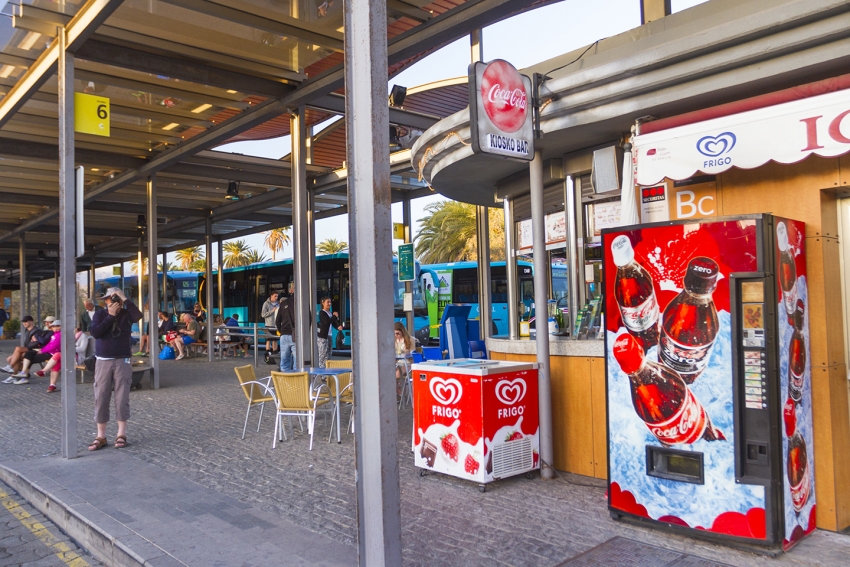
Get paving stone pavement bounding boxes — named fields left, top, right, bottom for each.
left=1, top=344, right=849, bottom=566
left=0, top=478, right=102, bottom=567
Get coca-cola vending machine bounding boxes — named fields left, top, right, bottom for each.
left=412, top=359, right=539, bottom=491
left=603, top=214, right=815, bottom=551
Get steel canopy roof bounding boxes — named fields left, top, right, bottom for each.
left=0, top=0, right=548, bottom=279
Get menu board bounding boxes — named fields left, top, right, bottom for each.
left=545, top=211, right=566, bottom=244
left=518, top=219, right=533, bottom=251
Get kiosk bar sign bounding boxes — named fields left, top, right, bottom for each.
left=469, top=60, right=534, bottom=161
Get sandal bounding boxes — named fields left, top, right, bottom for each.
left=114, top=435, right=128, bottom=449
left=88, top=437, right=107, bottom=451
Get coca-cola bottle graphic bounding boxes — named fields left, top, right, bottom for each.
left=777, top=222, right=798, bottom=318
left=659, top=257, right=720, bottom=383
left=787, top=431, right=811, bottom=513
left=612, top=333, right=725, bottom=445
left=611, top=235, right=659, bottom=350
left=788, top=299, right=806, bottom=404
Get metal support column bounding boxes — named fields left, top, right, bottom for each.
left=119, top=262, right=124, bottom=297
left=344, top=0, right=402, bottom=560
left=19, top=235, right=25, bottom=343
left=564, top=176, right=579, bottom=337
left=476, top=207, right=492, bottom=341
left=147, top=175, right=160, bottom=387
left=161, top=253, right=167, bottom=312
left=217, top=238, right=224, bottom=318
left=26, top=282, right=31, bottom=320
left=53, top=266, right=58, bottom=317
left=291, top=107, right=310, bottom=368
left=205, top=216, right=214, bottom=362
left=504, top=198, right=519, bottom=340
left=89, top=257, right=95, bottom=297
left=36, top=280, right=41, bottom=322
left=58, top=27, right=77, bottom=459
left=574, top=177, right=586, bottom=310
left=137, top=238, right=143, bottom=311
left=402, top=196, right=414, bottom=336
left=307, top=188, right=318, bottom=367
left=530, top=149, right=554, bottom=479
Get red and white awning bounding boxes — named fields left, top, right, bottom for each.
left=633, top=85, right=850, bottom=186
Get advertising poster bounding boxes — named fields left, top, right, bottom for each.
left=545, top=211, right=566, bottom=245
left=593, top=202, right=621, bottom=235
left=436, top=270, right=453, bottom=323
left=774, top=218, right=816, bottom=549
left=639, top=183, right=669, bottom=223
left=517, top=219, right=533, bottom=252
left=420, top=271, right=439, bottom=339
left=604, top=220, right=768, bottom=539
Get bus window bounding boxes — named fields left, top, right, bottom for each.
left=520, top=279, right=535, bottom=304
left=491, top=279, right=508, bottom=305
left=452, top=268, right=478, bottom=303
left=552, top=267, right=569, bottom=303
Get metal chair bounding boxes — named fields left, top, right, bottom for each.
left=233, top=365, right=273, bottom=439
left=324, top=360, right=354, bottom=435
left=270, top=371, right=334, bottom=450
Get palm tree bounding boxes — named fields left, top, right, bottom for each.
left=157, top=260, right=178, bottom=272
left=317, top=238, right=348, bottom=255
left=222, top=239, right=253, bottom=268
left=414, top=200, right=505, bottom=263
left=189, top=258, right=207, bottom=272
left=129, top=258, right=148, bottom=276
left=175, top=246, right=203, bottom=271
left=263, top=227, right=290, bottom=261
left=245, top=249, right=268, bottom=264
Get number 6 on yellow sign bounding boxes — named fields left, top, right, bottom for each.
left=74, top=92, right=110, bottom=137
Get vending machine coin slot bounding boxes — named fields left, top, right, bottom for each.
left=645, top=446, right=704, bottom=485
left=746, top=442, right=769, bottom=466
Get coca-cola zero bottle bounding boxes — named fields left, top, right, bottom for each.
left=659, top=257, right=720, bottom=383
left=777, top=222, right=798, bottom=318
left=788, top=299, right=806, bottom=403
left=611, top=235, right=659, bottom=350
left=787, top=431, right=811, bottom=513
left=612, top=333, right=725, bottom=445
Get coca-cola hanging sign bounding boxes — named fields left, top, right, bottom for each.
left=469, top=59, right=534, bottom=161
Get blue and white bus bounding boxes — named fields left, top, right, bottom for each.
left=420, top=261, right=570, bottom=337
left=202, top=254, right=431, bottom=349
left=96, top=271, right=202, bottom=315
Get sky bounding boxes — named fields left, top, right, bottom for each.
left=103, top=0, right=708, bottom=277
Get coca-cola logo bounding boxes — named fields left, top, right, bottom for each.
left=480, top=61, right=527, bottom=133
left=494, top=378, right=527, bottom=405
left=429, top=377, right=463, bottom=405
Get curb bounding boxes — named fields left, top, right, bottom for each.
left=0, top=463, right=179, bottom=567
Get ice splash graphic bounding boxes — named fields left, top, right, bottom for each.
left=608, top=310, right=765, bottom=527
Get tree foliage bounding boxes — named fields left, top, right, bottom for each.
left=263, top=227, right=290, bottom=261
left=414, top=200, right=504, bottom=264
left=245, top=249, right=268, bottom=264
left=317, top=238, right=348, bottom=255
left=222, top=240, right=253, bottom=268
left=175, top=247, right=204, bottom=271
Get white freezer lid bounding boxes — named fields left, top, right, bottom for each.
left=411, top=358, right=538, bottom=376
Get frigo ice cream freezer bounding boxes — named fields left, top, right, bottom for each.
left=412, top=359, right=539, bottom=491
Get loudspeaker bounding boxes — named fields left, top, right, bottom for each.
left=591, top=146, right=624, bottom=194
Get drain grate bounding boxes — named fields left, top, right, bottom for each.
left=556, top=537, right=734, bottom=567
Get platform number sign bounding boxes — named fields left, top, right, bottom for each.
left=75, top=93, right=110, bottom=137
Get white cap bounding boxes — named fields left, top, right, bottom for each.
left=776, top=222, right=789, bottom=252
left=611, top=235, right=635, bottom=267
left=100, top=287, right=122, bottom=299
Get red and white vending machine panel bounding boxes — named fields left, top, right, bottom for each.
left=412, top=359, right=539, bottom=486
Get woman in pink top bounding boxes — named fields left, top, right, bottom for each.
left=11, top=320, right=62, bottom=384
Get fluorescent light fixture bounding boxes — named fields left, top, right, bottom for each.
left=19, top=32, right=41, bottom=51
left=91, top=168, right=100, bottom=172
left=162, top=123, right=180, bottom=130
left=0, top=65, right=14, bottom=78
left=226, top=90, right=237, bottom=94
left=191, top=104, right=212, bottom=113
